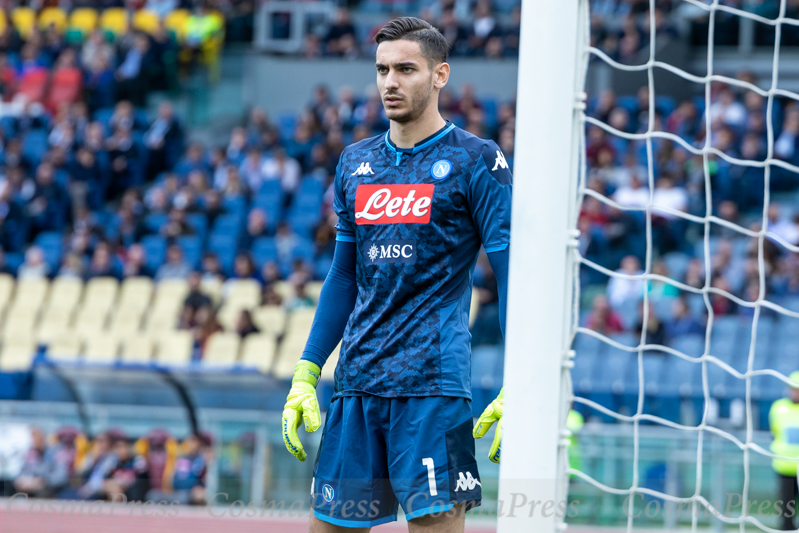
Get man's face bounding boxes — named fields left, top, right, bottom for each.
left=376, top=40, right=438, bottom=124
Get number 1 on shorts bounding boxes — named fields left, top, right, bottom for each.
left=422, top=457, right=437, bottom=496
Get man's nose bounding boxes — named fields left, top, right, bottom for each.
left=384, top=70, right=400, bottom=90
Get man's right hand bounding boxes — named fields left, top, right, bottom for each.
left=282, top=361, right=322, bottom=461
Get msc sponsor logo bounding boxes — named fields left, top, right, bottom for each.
left=354, top=184, right=434, bottom=225
left=364, top=240, right=416, bottom=264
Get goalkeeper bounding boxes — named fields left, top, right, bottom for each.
left=282, top=16, right=510, bottom=532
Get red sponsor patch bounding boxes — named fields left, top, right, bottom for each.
left=354, top=184, right=434, bottom=225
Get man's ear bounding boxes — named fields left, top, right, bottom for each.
left=434, top=62, right=450, bottom=90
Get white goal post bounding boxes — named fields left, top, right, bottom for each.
left=498, top=0, right=587, bottom=532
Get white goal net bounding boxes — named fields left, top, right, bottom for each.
left=550, top=0, right=799, bottom=531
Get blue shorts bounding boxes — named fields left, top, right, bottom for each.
left=311, top=395, right=482, bottom=528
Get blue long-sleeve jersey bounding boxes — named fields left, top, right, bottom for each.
left=302, top=120, right=513, bottom=399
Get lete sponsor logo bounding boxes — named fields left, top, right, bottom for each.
left=354, top=184, right=434, bottom=225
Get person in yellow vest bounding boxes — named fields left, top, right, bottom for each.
left=566, top=409, right=584, bottom=474
left=769, top=371, right=799, bottom=531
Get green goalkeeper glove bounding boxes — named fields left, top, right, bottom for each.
left=282, top=360, right=322, bottom=462
left=473, top=387, right=503, bottom=464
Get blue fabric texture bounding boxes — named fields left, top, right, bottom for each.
left=487, top=248, right=509, bottom=338
left=311, top=395, right=481, bottom=525
left=300, top=240, right=357, bottom=369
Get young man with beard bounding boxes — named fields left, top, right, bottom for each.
left=283, top=16, right=511, bottom=532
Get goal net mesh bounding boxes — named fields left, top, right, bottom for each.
left=563, top=0, right=799, bottom=530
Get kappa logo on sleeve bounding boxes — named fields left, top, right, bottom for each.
left=354, top=184, right=434, bottom=225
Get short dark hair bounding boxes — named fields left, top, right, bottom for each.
left=374, top=16, right=449, bottom=67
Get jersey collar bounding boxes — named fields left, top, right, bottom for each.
left=384, top=120, right=456, bottom=154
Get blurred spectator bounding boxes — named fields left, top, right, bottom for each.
left=18, top=246, right=50, bottom=280
left=607, top=255, right=645, bottom=307
left=235, top=309, right=260, bottom=338
left=170, top=433, right=208, bottom=505
left=586, top=294, right=625, bottom=335
left=324, top=9, right=358, bottom=57
left=665, top=296, right=704, bottom=339
left=634, top=301, right=666, bottom=345
left=14, top=428, right=51, bottom=497
left=156, top=244, right=191, bottom=281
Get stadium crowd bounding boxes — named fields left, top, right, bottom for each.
left=8, top=425, right=212, bottom=505
left=582, top=77, right=799, bottom=343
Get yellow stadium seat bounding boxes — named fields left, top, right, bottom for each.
left=37, top=321, right=70, bottom=345
left=155, top=278, right=189, bottom=304
left=320, top=342, right=341, bottom=382
left=48, top=332, right=83, bottom=361
left=240, top=334, right=277, bottom=373
left=200, top=277, right=222, bottom=306
left=132, top=9, right=159, bottom=35
left=74, top=308, right=109, bottom=337
left=272, top=281, right=294, bottom=302
left=203, top=332, right=240, bottom=366
left=156, top=331, right=193, bottom=365
left=0, top=11, right=8, bottom=35
left=251, top=306, right=286, bottom=335
left=224, top=279, right=261, bottom=309
left=48, top=277, right=83, bottom=313
left=0, top=273, right=14, bottom=314
left=12, top=278, right=49, bottom=313
left=119, top=277, right=153, bottom=312
left=11, top=7, right=35, bottom=39
left=289, top=307, right=316, bottom=331
left=83, top=277, right=118, bottom=312
left=273, top=307, right=318, bottom=378
left=99, top=7, right=128, bottom=38
left=68, top=8, right=98, bottom=37
left=164, top=8, right=190, bottom=40
left=469, top=288, right=481, bottom=328
left=84, top=333, right=120, bottom=363
left=144, top=305, right=181, bottom=333
left=0, top=337, right=37, bottom=371
left=39, top=7, right=68, bottom=33
left=305, top=281, right=323, bottom=303
left=216, top=304, right=241, bottom=331
left=3, top=311, right=38, bottom=343
left=120, top=336, right=154, bottom=363
left=108, top=309, right=143, bottom=337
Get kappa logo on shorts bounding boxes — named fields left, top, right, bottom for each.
left=322, top=483, right=335, bottom=503
left=454, top=472, right=481, bottom=492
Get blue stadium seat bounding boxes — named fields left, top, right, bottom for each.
left=34, top=232, right=62, bottom=271
left=278, top=113, right=297, bottom=141
left=186, top=213, right=208, bottom=241
left=144, top=213, right=168, bottom=234
left=595, top=346, right=636, bottom=394
left=571, top=349, right=597, bottom=394
left=655, top=95, right=676, bottom=117
left=660, top=356, right=702, bottom=397
left=5, top=252, right=22, bottom=274
left=291, top=237, right=316, bottom=262
left=141, top=235, right=167, bottom=273
left=223, top=195, right=247, bottom=217
left=671, top=334, right=704, bottom=358
left=314, top=256, right=333, bottom=279
left=616, top=95, right=639, bottom=115
left=93, top=107, right=114, bottom=129
left=177, top=235, right=202, bottom=270
left=213, top=214, right=243, bottom=239
left=22, top=129, right=48, bottom=166
left=662, top=252, right=690, bottom=282
left=0, top=116, right=16, bottom=138
left=711, top=315, right=740, bottom=341
left=251, top=237, right=277, bottom=268
left=208, top=233, right=237, bottom=275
